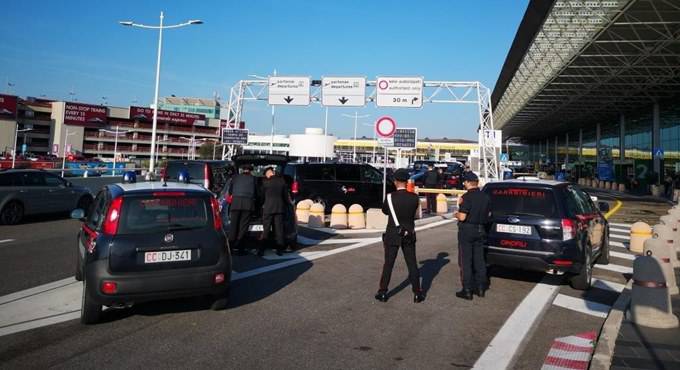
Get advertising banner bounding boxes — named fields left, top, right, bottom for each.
left=130, top=106, right=205, bottom=126
left=0, top=94, right=18, bottom=119
left=64, top=102, right=107, bottom=126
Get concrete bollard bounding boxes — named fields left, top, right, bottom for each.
left=627, top=252, right=679, bottom=329
left=618, top=183, right=626, bottom=192
left=674, top=189, right=680, bottom=202
left=630, top=221, right=652, bottom=255
left=307, top=203, right=325, bottom=228
left=652, top=223, right=680, bottom=270
left=651, top=184, right=662, bottom=197
left=644, top=234, right=679, bottom=295
left=347, top=204, right=365, bottom=229
left=366, top=208, right=388, bottom=230
left=329, top=204, right=348, bottom=229
left=295, top=199, right=313, bottom=224
left=436, top=193, right=448, bottom=214
left=660, top=214, right=680, bottom=255
left=415, top=198, right=423, bottom=220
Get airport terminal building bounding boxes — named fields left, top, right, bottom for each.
left=493, top=0, right=680, bottom=190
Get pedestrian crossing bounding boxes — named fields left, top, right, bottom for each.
left=550, top=222, right=635, bottom=319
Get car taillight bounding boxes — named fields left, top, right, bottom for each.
left=204, top=164, right=211, bottom=189
left=210, top=196, right=222, bottom=231
left=291, top=180, right=299, bottom=194
left=214, top=272, right=225, bottom=284
left=102, top=197, right=123, bottom=235
left=561, top=219, right=576, bottom=241
left=553, top=259, right=573, bottom=267
left=101, top=281, right=118, bottom=295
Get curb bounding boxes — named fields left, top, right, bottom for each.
left=590, top=280, right=633, bottom=370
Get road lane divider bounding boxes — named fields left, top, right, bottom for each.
left=592, top=278, right=626, bottom=293
left=594, top=263, right=633, bottom=275
left=0, top=239, right=15, bottom=244
left=552, top=294, right=610, bottom=319
left=603, top=200, right=623, bottom=219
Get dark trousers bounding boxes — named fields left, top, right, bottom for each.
left=228, top=209, right=252, bottom=251
left=262, top=212, right=285, bottom=250
left=426, top=193, right=437, bottom=213
left=379, top=236, right=421, bottom=293
left=457, top=224, right=487, bottom=290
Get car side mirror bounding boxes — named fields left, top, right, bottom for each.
left=598, top=201, right=610, bottom=213
left=70, top=208, right=85, bottom=221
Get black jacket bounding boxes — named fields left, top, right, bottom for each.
left=382, top=189, right=419, bottom=233
left=229, top=173, right=257, bottom=211
left=424, top=169, right=439, bottom=187
left=261, top=176, right=288, bottom=214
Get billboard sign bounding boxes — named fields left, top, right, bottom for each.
left=0, top=94, right=17, bottom=119
left=129, top=106, right=206, bottom=126
left=391, top=128, right=417, bottom=149
left=222, top=128, right=249, bottom=144
left=64, top=102, right=107, bottom=126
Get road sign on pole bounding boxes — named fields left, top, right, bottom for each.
left=375, top=76, right=424, bottom=108
left=222, top=128, right=249, bottom=145
left=268, top=76, right=311, bottom=106
left=391, top=128, right=417, bottom=149
left=321, top=77, right=366, bottom=107
left=375, top=116, right=396, bottom=138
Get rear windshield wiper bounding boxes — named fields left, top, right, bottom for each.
left=503, top=212, right=547, bottom=217
left=167, top=224, right=202, bottom=231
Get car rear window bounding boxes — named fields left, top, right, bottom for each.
left=302, top=165, right=335, bottom=181
left=165, top=162, right=205, bottom=180
left=485, top=187, right=557, bottom=218
left=118, top=195, right=209, bottom=234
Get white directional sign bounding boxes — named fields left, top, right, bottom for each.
left=268, top=76, right=311, bottom=106
left=479, top=129, right=502, bottom=148
left=375, top=76, right=424, bottom=108
left=321, top=77, right=366, bottom=107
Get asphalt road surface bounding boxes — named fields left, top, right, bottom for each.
left=0, top=198, right=648, bottom=369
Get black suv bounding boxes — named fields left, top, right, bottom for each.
left=283, top=163, right=395, bottom=212
left=72, top=179, right=231, bottom=324
left=482, top=180, right=610, bottom=290
left=161, top=160, right=232, bottom=195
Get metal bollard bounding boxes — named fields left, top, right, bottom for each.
left=644, top=232, right=679, bottom=295
left=295, top=199, right=312, bottom=224
left=629, top=221, right=652, bottom=255
left=329, top=204, right=348, bottom=229
left=436, top=193, right=448, bottom=214
left=347, top=204, right=365, bottom=229
left=307, top=203, right=325, bottom=228
left=627, top=252, right=679, bottom=329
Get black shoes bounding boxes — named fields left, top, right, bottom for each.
left=414, top=292, right=425, bottom=303
left=474, top=287, right=486, bottom=298
left=455, top=289, right=474, bottom=300
left=374, top=291, right=388, bottom=302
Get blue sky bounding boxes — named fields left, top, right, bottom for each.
left=1, top=0, right=528, bottom=140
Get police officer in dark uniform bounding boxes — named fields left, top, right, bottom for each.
left=455, top=171, right=491, bottom=300
left=375, top=168, right=425, bottom=303
left=227, top=164, right=257, bottom=256
left=259, top=167, right=288, bottom=257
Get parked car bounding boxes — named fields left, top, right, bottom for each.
left=482, top=179, right=610, bottom=290
left=220, top=154, right=297, bottom=249
left=72, top=177, right=231, bottom=324
left=283, top=162, right=396, bottom=212
left=161, top=160, right=232, bottom=195
left=0, top=169, right=93, bottom=225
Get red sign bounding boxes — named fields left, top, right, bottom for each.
left=0, top=94, right=17, bottom=119
left=64, top=102, right=107, bottom=126
left=375, top=116, right=396, bottom=138
left=130, top=106, right=206, bottom=126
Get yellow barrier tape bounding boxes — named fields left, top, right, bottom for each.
left=630, top=231, right=653, bottom=236
left=415, top=187, right=467, bottom=195
left=604, top=199, right=623, bottom=220
left=348, top=211, right=365, bottom=215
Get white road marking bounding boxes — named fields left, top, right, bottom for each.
left=594, top=263, right=633, bottom=275
left=609, top=240, right=628, bottom=250
left=0, top=239, right=15, bottom=244
left=609, top=233, right=630, bottom=241
left=473, top=281, right=561, bottom=370
left=592, top=278, right=625, bottom=293
left=609, top=227, right=629, bottom=234
left=610, top=251, right=635, bottom=261
left=609, top=222, right=632, bottom=229
left=552, top=294, right=610, bottom=318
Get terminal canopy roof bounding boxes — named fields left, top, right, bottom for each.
left=492, top=0, right=680, bottom=140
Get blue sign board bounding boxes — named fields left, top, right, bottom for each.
left=21, top=143, right=27, bottom=154
left=597, top=161, right=615, bottom=181
left=653, top=147, right=664, bottom=159
left=500, top=153, right=509, bottom=162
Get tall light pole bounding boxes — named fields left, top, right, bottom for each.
left=11, top=126, right=32, bottom=169
left=61, top=129, right=76, bottom=177
left=342, top=112, right=370, bottom=163
left=119, top=12, right=203, bottom=179
left=99, top=125, right=129, bottom=176
left=323, top=107, right=329, bottom=162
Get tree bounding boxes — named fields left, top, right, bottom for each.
left=198, top=141, right=215, bottom=159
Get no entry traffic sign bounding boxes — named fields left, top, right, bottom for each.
left=375, top=116, right=396, bottom=138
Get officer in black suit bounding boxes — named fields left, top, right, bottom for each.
left=228, top=164, right=257, bottom=256
left=259, top=167, right=289, bottom=257
left=424, top=165, right=440, bottom=213
left=455, top=171, right=491, bottom=300
left=375, top=168, right=425, bottom=303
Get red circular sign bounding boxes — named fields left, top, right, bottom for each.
left=375, top=116, right=396, bottom=138
left=378, top=80, right=389, bottom=90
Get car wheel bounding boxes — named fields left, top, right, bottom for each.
left=210, top=287, right=230, bottom=311
left=77, top=196, right=93, bottom=214
left=80, top=278, right=102, bottom=324
left=0, top=201, right=24, bottom=225
left=596, top=234, right=610, bottom=265
left=570, top=247, right=593, bottom=291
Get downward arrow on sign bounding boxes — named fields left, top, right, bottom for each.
left=338, top=97, right=349, bottom=105
left=284, top=96, right=294, bottom=104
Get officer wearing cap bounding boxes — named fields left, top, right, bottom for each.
left=454, top=171, right=491, bottom=300
left=227, top=164, right=257, bottom=256
left=375, top=168, right=425, bottom=303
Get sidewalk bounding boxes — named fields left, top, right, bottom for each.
left=609, top=269, right=680, bottom=370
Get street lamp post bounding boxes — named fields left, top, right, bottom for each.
left=61, top=129, right=76, bottom=177
left=342, top=112, right=370, bottom=163
left=11, top=126, right=32, bottom=169
left=119, top=12, right=202, bottom=180
left=99, top=125, right=129, bottom=176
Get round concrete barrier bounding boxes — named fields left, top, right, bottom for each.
left=630, top=221, right=652, bottom=255
left=330, top=204, right=348, bottom=229
left=644, top=233, right=679, bottom=295
left=308, top=203, right=325, bottom=228
left=651, top=184, right=662, bottom=197
left=347, top=204, right=365, bottom=229
left=627, top=252, right=679, bottom=329
left=674, top=189, right=680, bottom=202
left=436, top=193, right=448, bottom=214
left=618, top=183, right=626, bottom=192
left=366, top=208, right=388, bottom=230
left=652, top=223, right=680, bottom=271
left=295, top=199, right=313, bottom=224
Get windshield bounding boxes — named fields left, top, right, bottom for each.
left=118, top=195, right=210, bottom=234
left=165, top=162, right=205, bottom=181
left=485, top=187, right=557, bottom=218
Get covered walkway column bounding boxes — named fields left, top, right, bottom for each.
left=619, top=113, right=625, bottom=160
left=565, top=132, right=569, bottom=164
left=653, top=102, right=661, bottom=184
left=596, top=122, right=601, bottom=170
left=554, top=136, right=558, bottom=168
left=578, top=128, right=583, bottom=162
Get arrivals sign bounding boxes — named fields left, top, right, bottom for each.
left=0, top=94, right=17, bottom=119
left=129, top=106, right=206, bottom=126
left=375, top=77, right=423, bottom=108
left=222, top=128, right=249, bottom=144
left=64, top=102, right=107, bottom=126
left=391, top=128, right=417, bottom=149
left=321, top=77, right=366, bottom=107
left=268, top=76, right=310, bottom=106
